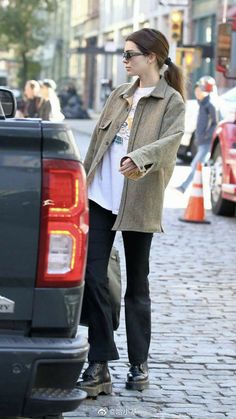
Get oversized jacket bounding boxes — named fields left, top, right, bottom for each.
left=84, top=76, right=185, bottom=233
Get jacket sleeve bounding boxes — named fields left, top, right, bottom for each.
left=204, top=102, right=217, bottom=142
left=83, top=90, right=116, bottom=174
left=123, top=94, right=185, bottom=179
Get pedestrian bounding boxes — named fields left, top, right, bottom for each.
left=176, top=76, right=217, bottom=193
left=60, top=84, right=90, bottom=119
left=77, top=28, right=185, bottom=397
left=39, top=79, right=64, bottom=122
left=23, top=80, right=41, bottom=118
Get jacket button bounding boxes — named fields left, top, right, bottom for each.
left=106, top=141, right=109, bottom=145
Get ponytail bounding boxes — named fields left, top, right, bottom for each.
left=125, top=28, right=186, bottom=101
left=164, top=62, right=186, bottom=102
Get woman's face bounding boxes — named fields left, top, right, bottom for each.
left=123, top=41, right=150, bottom=77
left=24, top=82, right=34, bottom=99
left=40, top=85, right=49, bottom=99
left=194, top=86, right=207, bottom=101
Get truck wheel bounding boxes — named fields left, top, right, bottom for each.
left=210, top=143, right=236, bottom=216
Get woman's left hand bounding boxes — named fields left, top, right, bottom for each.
left=119, top=157, right=139, bottom=178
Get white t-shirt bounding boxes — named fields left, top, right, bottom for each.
left=88, top=86, right=155, bottom=214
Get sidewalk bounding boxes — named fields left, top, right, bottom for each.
left=66, top=114, right=99, bottom=137
left=64, top=118, right=236, bottom=419
left=65, top=204, right=236, bottom=419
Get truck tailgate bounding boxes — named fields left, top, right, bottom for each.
left=0, top=120, right=41, bottom=323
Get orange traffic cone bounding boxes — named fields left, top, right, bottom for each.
left=179, top=162, right=211, bottom=224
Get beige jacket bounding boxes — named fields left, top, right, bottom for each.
left=84, top=77, right=185, bottom=233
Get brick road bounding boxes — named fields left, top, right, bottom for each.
left=64, top=120, right=236, bottom=419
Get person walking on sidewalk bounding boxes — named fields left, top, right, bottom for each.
left=23, top=80, right=41, bottom=118
left=176, top=76, right=217, bottom=193
left=77, top=28, right=185, bottom=397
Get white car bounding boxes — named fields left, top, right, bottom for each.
left=177, top=99, right=199, bottom=162
left=218, top=86, right=236, bottom=120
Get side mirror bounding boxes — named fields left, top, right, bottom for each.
left=216, top=22, right=236, bottom=79
left=0, top=88, right=17, bottom=119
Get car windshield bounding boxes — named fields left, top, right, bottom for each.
left=221, top=87, right=236, bottom=103
left=219, top=87, right=236, bottom=120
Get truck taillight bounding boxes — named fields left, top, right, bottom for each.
left=37, top=159, right=88, bottom=287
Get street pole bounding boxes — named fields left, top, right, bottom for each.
left=222, top=0, right=228, bottom=23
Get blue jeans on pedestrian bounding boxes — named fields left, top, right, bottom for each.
left=180, top=143, right=210, bottom=192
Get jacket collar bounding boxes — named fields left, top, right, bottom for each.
left=120, top=76, right=168, bottom=100
left=199, top=95, right=210, bottom=106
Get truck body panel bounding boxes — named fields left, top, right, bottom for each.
left=0, top=102, right=89, bottom=418
left=0, top=120, right=41, bottom=325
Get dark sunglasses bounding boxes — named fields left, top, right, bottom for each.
left=122, top=51, right=145, bottom=60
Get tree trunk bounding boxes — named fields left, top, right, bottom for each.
left=21, top=52, right=28, bottom=88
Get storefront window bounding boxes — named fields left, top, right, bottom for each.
left=206, top=26, right=212, bottom=43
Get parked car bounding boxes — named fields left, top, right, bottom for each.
left=210, top=110, right=236, bottom=216
left=0, top=88, right=89, bottom=418
left=177, top=99, right=198, bottom=162
left=209, top=19, right=236, bottom=216
left=218, top=86, right=236, bottom=120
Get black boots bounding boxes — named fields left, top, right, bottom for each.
left=126, top=361, right=149, bottom=390
left=76, top=361, right=112, bottom=397
left=77, top=360, right=149, bottom=397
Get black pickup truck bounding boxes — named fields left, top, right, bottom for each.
left=0, top=88, right=89, bottom=418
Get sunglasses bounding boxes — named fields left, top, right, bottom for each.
left=122, top=51, right=145, bottom=60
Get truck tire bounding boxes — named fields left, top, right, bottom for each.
left=210, top=143, right=236, bottom=216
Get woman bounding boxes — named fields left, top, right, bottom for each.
left=23, top=80, right=42, bottom=118
left=39, top=79, right=64, bottom=122
left=77, top=28, right=185, bottom=397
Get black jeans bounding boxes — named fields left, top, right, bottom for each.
left=83, top=200, right=153, bottom=363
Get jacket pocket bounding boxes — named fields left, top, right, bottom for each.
left=99, top=119, right=112, bottom=130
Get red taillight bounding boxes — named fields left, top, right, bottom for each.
left=37, top=159, right=88, bottom=288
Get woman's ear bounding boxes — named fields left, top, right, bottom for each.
left=148, top=52, right=157, bottom=64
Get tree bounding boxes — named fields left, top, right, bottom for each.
left=0, top=0, right=57, bottom=87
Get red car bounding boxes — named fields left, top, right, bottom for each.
left=210, top=114, right=236, bottom=216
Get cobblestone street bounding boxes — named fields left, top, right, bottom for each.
left=64, top=120, right=236, bottom=419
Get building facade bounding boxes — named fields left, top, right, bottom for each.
left=69, top=0, right=100, bottom=109
left=70, top=0, right=189, bottom=111
left=38, top=0, right=236, bottom=109
left=190, top=0, right=236, bottom=92
left=38, top=0, right=72, bottom=89
left=0, top=47, right=19, bottom=88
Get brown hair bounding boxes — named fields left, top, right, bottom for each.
left=28, top=80, right=38, bottom=89
left=126, top=28, right=186, bottom=101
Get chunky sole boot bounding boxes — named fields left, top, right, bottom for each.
left=125, top=362, right=149, bottom=391
left=125, top=377, right=149, bottom=391
left=76, top=361, right=112, bottom=397
left=77, top=380, right=112, bottom=397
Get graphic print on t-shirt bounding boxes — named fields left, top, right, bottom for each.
left=113, top=98, right=138, bottom=145
left=88, top=85, right=155, bottom=214
left=114, top=134, right=123, bottom=145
